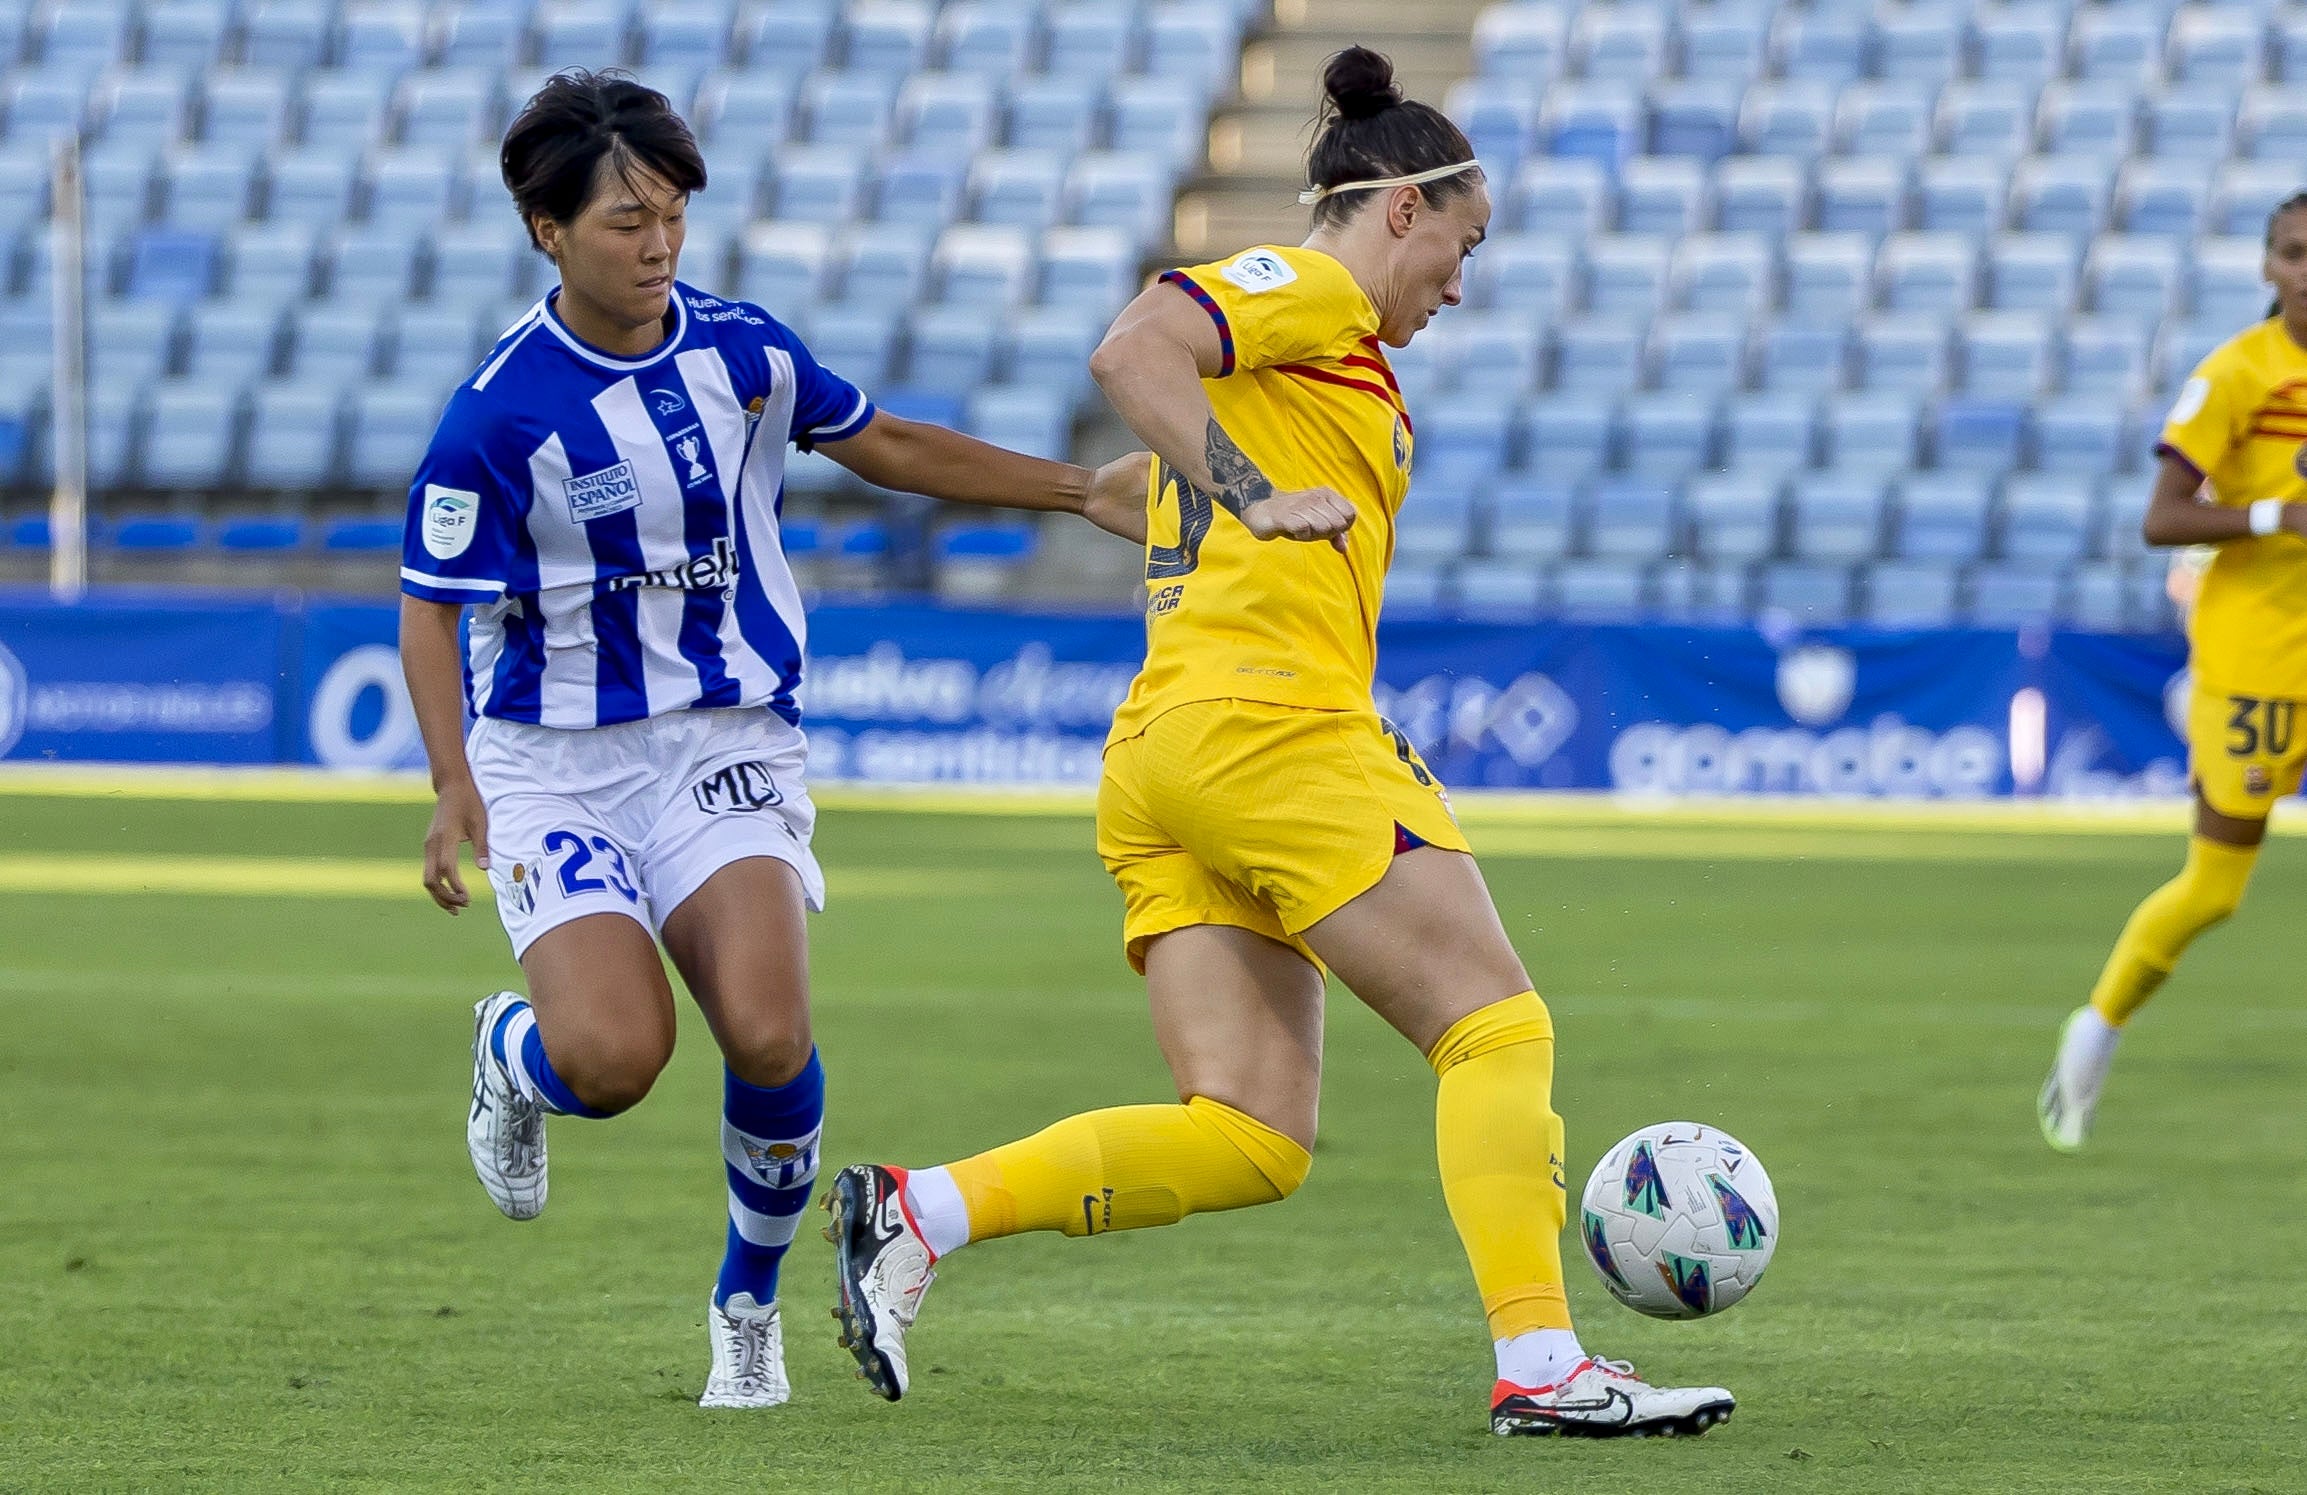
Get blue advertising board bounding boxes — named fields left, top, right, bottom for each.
left=0, top=590, right=2199, bottom=801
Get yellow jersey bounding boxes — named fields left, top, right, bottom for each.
left=2159, top=317, right=2307, bottom=697
left=1107, top=244, right=1414, bottom=745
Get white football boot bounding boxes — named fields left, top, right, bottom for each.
left=1491, top=1357, right=1735, bottom=1437
left=700, top=1296, right=790, bottom=1409
left=2038, top=1005, right=2120, bottom=1154
left=466, top=992, right=547, bottom=1220
left=823, top=1163, right=937, bottom=1401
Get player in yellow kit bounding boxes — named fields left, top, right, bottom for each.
left=2040, top=192, right=2307, bottom=1150
left=825, top=49, right=1735, bottom=1439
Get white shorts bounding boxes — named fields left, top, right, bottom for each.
left=468, top=706, right=826, bottom=960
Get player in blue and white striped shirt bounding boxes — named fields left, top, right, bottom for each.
left=397, top=71, right=1146, bottom=1410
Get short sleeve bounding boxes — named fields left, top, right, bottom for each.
left=399, top=397, right=528, bottom=605
left=2158, top=350, right=2242, bottom=479
left=1160, top=247, right=1368, bottom=376
left=779, top=325, right=877, bottom=447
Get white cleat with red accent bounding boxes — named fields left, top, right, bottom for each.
left=1491, top=1357, right=1735, bottom=1438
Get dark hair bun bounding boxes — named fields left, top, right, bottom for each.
left=1323, top=46, right=1401, bottom=121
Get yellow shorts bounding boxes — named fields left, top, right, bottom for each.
left=1096, top=699, right=1472, bottom=972
left=2189, top=683, right=2307, bottom=820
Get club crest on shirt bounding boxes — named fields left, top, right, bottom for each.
left=744, top=394, right=766, bottom=435
left=563, top=459, right=642, bottom=522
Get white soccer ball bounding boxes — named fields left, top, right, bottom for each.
left=1578, top=1122, right=1778, bottom=1320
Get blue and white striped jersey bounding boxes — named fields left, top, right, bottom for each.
left=398, top=282, right=874, bottom=729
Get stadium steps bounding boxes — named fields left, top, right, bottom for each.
left=1170, top=0, right=1487, bottom=258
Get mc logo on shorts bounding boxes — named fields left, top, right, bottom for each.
left=693, top=761, right=783, bottom=814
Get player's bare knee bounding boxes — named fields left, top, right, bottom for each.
left=720, top=1015, right=814, bottom=1089
left=555, top=1029, right=673, bottom=1115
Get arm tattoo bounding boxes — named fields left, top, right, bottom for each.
left=1203, top=418, right=1275, bottom=517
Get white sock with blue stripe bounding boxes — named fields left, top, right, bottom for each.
left=716, top=1050, right=824, bottom=1311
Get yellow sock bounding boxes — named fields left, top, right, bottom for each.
left=944, top=1096, right=1310, bottom=1242
left=1428, top=991, right=1574, bottom=1339
left=2088, top=835, right=2258, bottom=1026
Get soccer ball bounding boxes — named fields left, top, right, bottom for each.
left=1578, top=1122, right=1778, bottom=1320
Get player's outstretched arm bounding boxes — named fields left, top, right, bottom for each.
left=399, top=595, right=489, bottom=915
left=819, top=413, right=1151, bottom=545
left=1089, top=280, right=1355, bottom=550
left=2143, top=451, right=2307, bottom=546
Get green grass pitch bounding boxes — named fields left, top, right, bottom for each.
left=2, top=792, right=2303, bottom=1492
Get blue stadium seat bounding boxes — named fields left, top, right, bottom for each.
left=321, top=518, right=403, bottom=553
left=1582, top=479, right=1678, bottom=561
left=0, top=149, right=48, bottom=234
left=112, top=514, right=204, bottom=551
left=1108, top=80, right=1205, bottom=164
left=1583, top=234, right=1670, bottom=317
left=871, top=150, right=965, bottom=225
left=183, top=299, right=280, bottom=385
left=1789, top=471, right=1888, bottom=562
left=1143, top=4, right=1238, bottom=87
left=2001, top=474, right=2095, bottom=563
left=330, top=225, right=420, bottom=303
left=2185, top=237, right=2268, bottom=323
left=2063, top=560, right=2129, bottom=630
left=82, top=388, right=138, bottom=489
left=1935, top=399, right=2028, bottom=473
left=1782, top=232, right=1872, bottom=319
left=1541, top=81, right=1643, bottom=167
left=1854, top=315, right=1952, bottom=393
left=1754, top=319, right=1847, bottom=394
left=904, top=304, right=1001, bottom=393
left=1044, top=1, right=1136, bottom=80
left=1838, top=81, right=1937, bottom=159
left=1681, top=3, right=1768, bottom=82
left=1825, top=392, right=1924, bottom=472
left=1397, top=474, right=1478, bottom=563
left=1617, top=394, right=1716, bottom=479
left=126, top=230, right=215, bottom=302
left=804, top=71, right=901, bottom=148
left=1967, top=563, right=2063, bottom=624
left=2037, top=80, right=2139, bottom=157
left=1617, top=158, right=1704, bottom=236
left=162, top=142, right=259, bottom=229
left=2117, top=159, right=2209, bottom=236
left=1577, top=6, right=1668, bottom=83
left=1552, top=558, right=1650, bottom=620
left=2238, top=85, right=2307, bottom=160
left=2069, top=5, right=2161, bottom=82
left=1038, top=226, right=1131, bottom=312
left=1512, top=156, right=1609, bottom=238
left=1005, top=76, right=1102, bottom=156
left=1419, top=396, right=1517, bottom=484
left=241, top=0, right=328, bottom=70
left=1739, top=81, right=1835, bottom=158
left=2144, top=92, right=2236, bottom=162
left=203, top=69, right=292, bottom=147
left=1486, top=476, right=1577, bottom=560
left=393, top=311, right=480, bottom=388
left=90, top=301, right=177, bottom=386
left=1066, top=152, right=1170, bottom=239
left=736, top=0, right=841, bottom=76
left=437, top=7, right=523, bottom=71
left=1650, top=81, right=1740, bottom=161
left=1773, top=10, right=1866, bottom=86
left=2011, top=155, right=2112, bottom=236
left=2166, top=9, right=2264, bottom=89
left=1521, top=398, right=1613, bottom=485
left=1475, top=2, right=1568, bottom=81
left=345, top=382, right=443, bottom=490
left=1960, top=312, right=2053, bottom=400
left=1878, top=232, right=1978, bottom=315
left=1864, top=559, right=1961, bottom=626
left=267, top=147, right=357, bottom=227
left=1711, top=157, right=1807, bottom=237
left=1550, top=317, right=1648, bottom=395
left=735, top=221, right=831, bottom=312
left=216, top=515, right=304, bottom=551
left=140, top=381, right=239, bottom=487
left=144, top=0, right=230, bottom=71
left=2211, top=159, right=2298, bottom=237
left=1982, top=232, right=2076, bottom=313
left=1652, top=558, right=1753, bottom=621
left=1758, top=561, right=1853, bottom=624
left=225, top=222, right=316, bottom=298
left=1451, top=78, right=1538, bottom=175
left=43, top=0, right=132, bottom=74
left=1002, top=306, right=1101, bottom=394
left=284, top=303, right=385, bottom=384
left=1686, top=471, right=1783, bottom=561
left=429, top=220, right=530, bottom=308
left=1471, top=234, right=1576, bottom=317
left=769, top=143, right=869, bottom=222
left=1874, top=3, right=1963, bottom=83
left=1722, top=393, right=1820, bottom=473
left=805, top=303, right=902, bottom=389
left=337, top=4, right=424, bottom=74
left=2032, top=396, right=2129, bottom=474
left=1916, top=156, right=2008, bottom=236
left=1972, top=4, right=2065, bottom=83
left=1455, top=559, right=1545, bottom=614
left=1650, top=313, right=1749, bottom=394
left=836, top=222, right=932, bottom=305
left=2059, top=318, right=2151, bottom=399
left=2156, top=315, right=2236, bottom=398
left=1448, top=312, right=1544, bottom=396
left=94, top=70, right=185, bottom=146
left=640, top=2, right=732, bottom=78
left=932, top=222, right=1032, bottom=305
left=1815, top=156, right=1909, bottom=235
left=964, top=385, right=1069, bottom=461
left=365, top=146, right=458, bottom=224
left=2085, top=234, right=2179, bottom=316
left=1383, top=561, right=1450, bottom=610
left=2096, top=477, right=2153, bottom=557
left=1936, top=81, right=2036, bottom=157
left=6, top=74, right=86, bottom=141
left=694, top=72, right=796, bottom=145
left=302, top=74, right=390, bottom=150
left=897, top=71, right=998, bottom=160
left=1670, top=232, right=1771, bottom=314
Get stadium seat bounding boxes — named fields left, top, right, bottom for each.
left=1711, top=157, right=1806, bottom=238
left=144, top=0, right=230, bottom=71
left=2166, top=9, right=2264, bottom=89
left=1650, top=313, right=1749, bottom=394
left=1935, top=399, right=2029, bottom=474
left=1551, top=558, right=1649, bottom=620
left=1456, top=559, right=1545, bottom=614
left=2059, top=318, right=2151, bottom=399
left=1471, top=235, right=1576, bottom=318
left=162, top=142, right=259, bottom=229
left=1973, top=3, right=2065, bottom=83
left=183, top=299, right=280, bottom=385
left=1722, top=393, right=1820, bottom=473
left=969, top=148, right=1064, bottom=231
left=1143, top=4, right=1238, bottom=87
left=1681, top=3, right=1768, bottom=82
left=242, top=381, right=339, bottom=487
left=2000, top=474, right=2095, bottom=563
left=2116, top=159, right=2209, bottom=237
left=1397, top=474, right=1478, bottom=563
left=1982, top=233, right=2077, bottom=313
left=1824, top=392, right=1924, bottom=473
left=2069, top=5, right=2161, bottom=82
left=904, top=303, right=1001, bottom=393
left=215, top=515, right=305, bottom=551
left=2211, top=160, right=2299, bottom=237
left=1774, top=10, right=1866, bottom=86
left=1789, top=471, right=1888, bottom=562
left=1740, top=81, right=1836, bottom=158
left=964, top=385, right=1069, bottom=462
left=284, top=303, right=385, bottom=384
left=1521, top=398, right=1613, bottom=485
left=2238, top=85, right=2307, bottom=161
left=1584, top=234, right=1671, bottom=318
left=267, top=148, right=357, bottom=227
left=1001, top=306, right=1102, bottom=394
left=2186, top=237, right=2270, bottom=324
left=1967, top=563, right=2063, bottom=624
left=1650, top=81, right=1740, bottom=161
left=1864, top=559, right=1961, bottom=626
left=2085, top=234, right=2180, bottom=317
left=1757, top=561, right=1853, bottom=624
left=1936, top=81, right=2035, bottom=158
left=2010, top=156, right=2112, bottom=237
left=694, top=72, right=796, bottom=145
left=1875, top=4, right=1963, bottom=84
left=897, top=72, right=998, bottom=160
left=1452, top=79, right=1539, bottom=175
left=1448, top=311, right=1544, bottom=396
left=111, top=514, right=204, bottom=552
left=1783, top=233, right=1873, bottom=319
left=1511, top=157, right=1609, bottom=238
left=1066, top=151, right=1171, bottom=239
left=1855, top=315, right=1952, bottom=393
left=1616, top=158, right=1704, bottom=237
left=835, top=222, right=933, bottom=306
left=1108, top=79, right=1206, bottom=165
left=321, top=518, right=403, bottom=553
left=1816, top=157, right=1908, bottom=236
left=769, top=144, right=869, bottom=222
left=735, top=221, right=831, bottom=312
left=1960, top=312, right=2054, bottom=400
left=337, top=5, right=423, bottom=76
left=345, top=382, right=442, bottom=489
left=1652, top=558, right=1752, bottom=621
left=1005, top=76, right=1102, bottom=156
left=329, top=226, right=420, bottom=304
left=1686, top=471, right=1783, bottom=561
left=1419, top=397, right=1517, bottom=484
left=1755, top=320, right=1849, bottom=395
left=1838, top=82, right=1936, bottom=160
left=1550, top=317, right=1648, bottom=395
left=1670, top=233, right=1771, bottom=315
left=1916, top=157, right=2009, bottom=237
left=1617, top=394, right=1716, bottom=479
left=806, top=303, right=902, bottom=390
left=1542, top=81, right=1644, bottom=167
left=141, top=380, right=240, bottom=487
left=2032, top=396, right=2130, bottom=475
left=1878, top=233, right=1979, bottom=316
left=2037, top=81, right=2140, bottom=158
left=1583, top=479, right=1678, bottom=561
left=1486, top=476, right=1576, bottom=561
left=2144, top=92, right=2236, bottom=163
left=429, top=220, right=530, bottom=308
left=1577, top=5, right=1667, bottom=83
left=871, top=150, right=966, bottom=226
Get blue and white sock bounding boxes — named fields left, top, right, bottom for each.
left=716, top=1050, right=824, bottom=1311
left=488, top=998, right=607, bottom=1119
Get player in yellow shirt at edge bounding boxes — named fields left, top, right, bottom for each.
left=2041, top=192, right=2307, bottom=1149
left=822, top=48, right=1735, bottom=1439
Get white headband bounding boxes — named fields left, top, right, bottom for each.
left=1298, top=159, right=1481, bottom=205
